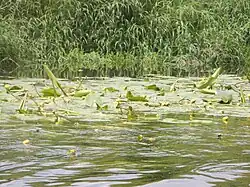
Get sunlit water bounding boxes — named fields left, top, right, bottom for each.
left=0, top=76, right=249, bottom=186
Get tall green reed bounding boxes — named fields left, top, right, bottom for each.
left=0, top=0, right=250, bottom=77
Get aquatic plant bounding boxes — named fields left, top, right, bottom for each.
left=1, top=66, right=250, bottom=129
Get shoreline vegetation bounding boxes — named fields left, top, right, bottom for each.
left=1, top=0, right=250, bottom=78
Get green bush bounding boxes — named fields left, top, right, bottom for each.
left=0, top=22, right=25, bottom=74
left=0, top=0, right=250, bottom=77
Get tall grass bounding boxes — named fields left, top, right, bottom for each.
left=0, top=0, right=250, bottom=77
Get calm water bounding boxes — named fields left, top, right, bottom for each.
left=0, top=77, right=249, bottom=186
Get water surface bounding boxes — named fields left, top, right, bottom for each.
left=0, top=76, right=249, bottom=186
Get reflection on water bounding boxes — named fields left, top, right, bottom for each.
left=0, top=77, right=250, bottom=186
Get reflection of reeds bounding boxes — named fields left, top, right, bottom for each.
left=0, top=0, right=250, bottom=77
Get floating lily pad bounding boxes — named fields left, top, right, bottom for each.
left=126, top=91, right=148, bottom=102
left=145, top=84, right=160, bottom=91
left=74, top=90, right=92, bottom=97
left=104, top=87, right=119, bottom=92
left=41, top=87, right=61, bottom=97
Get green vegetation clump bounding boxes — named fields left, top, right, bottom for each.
left=1, top=0, right=250, bottom=78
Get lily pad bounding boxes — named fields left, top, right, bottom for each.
left=104, top=87, right=119, bottom=92
left=74, top=90, right=92, bottom=97
left=196, top=67, right=222, bottom=89
left=126, top=91, right=148, bottom=102
left=145, top=84, right=160, bottom=91
left=41, top=87, right=61, bottom=97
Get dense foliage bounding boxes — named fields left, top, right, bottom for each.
left=0, top=0, right=250, bottom=77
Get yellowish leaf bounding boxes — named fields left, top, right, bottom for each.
left=222, top=116, right=229, bottom=124
left=23, top=139, right=30, bottom=145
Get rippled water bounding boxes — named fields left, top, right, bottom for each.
left=0, top=77, right=250, bottom=186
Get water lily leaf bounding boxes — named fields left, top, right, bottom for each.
left=17, top=92, right=28, bottom=113
left=147, top=137, right=156, bottom=143
left=145, top=103, right=161, bottom=107
left=137, top=135, right=155, bottom=144
left=58, top=109, right=79, bottom=115
left=23, top=139, right=30, bottom=145
left=104, top=87, right=119, bottom=92
left=218, top=97, right=232, bottom=104
left=96, top=103, right=108, bottom=111
left=196, top=67, right=222, bottom=89
left=126, top=91, right=148, bottom=102
left=217, top=91, right=233, bottom=104
left=116, top=98, right=127, bottom=103
left=41, top=87, right=61, bottom=97
left=202, top=98, right=215, bottom=103
left=222, top=116, right=229, bottom=124
left=189, top=114, right=194, bottom=120
left=67, top=149, right=77, bottom=156
left=85, top=92, right=102, bottom=107
left=200, top=89, right=216, bottom=95
left=138, top=135, right=143, bottom=141
left=127, top=106, right=138, bottom=119
left=157, top=89, right=165, bottom=96
left=145, top=84, right=160, bottom=91
left=0, top=98, right=8, bottom=102
left=4, top=84, right=23, bottom=92
left=43, top=64, right=67, bottom=96
left=170, top=82, right=177, bottom=92
left=74, top=90, right=91, bottom=97
left=161, top=102, right=170, bottom=106
left=240, top=87, right=246, bottom=104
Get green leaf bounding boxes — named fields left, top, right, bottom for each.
left=127, top=106, right=138, bottom=119
left=196, top=67, right=222, bottom=89
left=217, top=91, right=233, bottom=104
left=96, top=103, right=108, bottom=111
left=138, top=135, right=143, bottom=141
left=41, top=87, right=61, bottom=97
left=104, top=87, right=119, bottom=92
left=74, top=90, right=91, bottom=97
left=145, top=103, right=161, bottom=107
left=157, top=89, right=165, bottom=96
left=43, top=64, right=67, bottom=96
left=17, top=92, right=28, bottom=113
left=240, top=87, right=246, bottom=104
left=199, top=89, right=216, bottom=95
left=170, top=82, right=177, bottom=92
left=85, top=92, right=102, bottom=107
left=145, top=84, right=160, bottom=91
left=4, top=84, right=23, bottom=92
left=126, top=91, right=148, bottom=102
